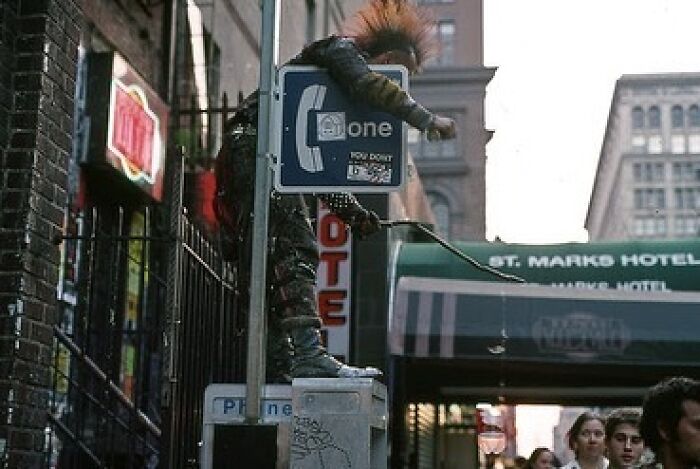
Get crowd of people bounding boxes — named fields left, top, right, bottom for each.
left=516, top=376, right=700, bottom=469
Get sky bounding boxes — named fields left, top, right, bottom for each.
left=515, top=405, right=562, bottom=458
left=483, top=0, right=700, bottom=244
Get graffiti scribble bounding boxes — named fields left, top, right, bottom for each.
left=290, top=416, right=351, bottom=468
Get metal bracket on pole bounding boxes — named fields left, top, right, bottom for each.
left=245, top=0, right=280, bottom=423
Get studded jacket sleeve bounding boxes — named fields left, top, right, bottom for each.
left=316, top=193, right=371, bottom=227
left=292, top=36, right=435, bottom=130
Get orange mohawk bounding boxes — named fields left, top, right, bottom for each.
left=341, top=0, right=438, bottom=69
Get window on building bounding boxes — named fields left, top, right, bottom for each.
left=632, top=106, right=645, bottom=129
left=674, top=188, right=684, bottom=208
left=424, top=138, right=457, bottom=159
left=657, top=217, right=667, bottom=236
left=434, top=20, right=455, bottom=66
left=633, top=216, right=667, bottom=237
left=674, top=187, right=700, bottom=209
left=631, top=135, right=646, bottom=153
left=672, top=105, right=685, bottom=128
left=671, top=134, right=686, bottom=154
left=633, top=163, right=641, bottom=181
left=647, top=135, right=662, bottom=154
left=634, top=188, right=665, bottom=209
left=674, top=215, right=700, bottom=237
left=654, top=162, right=665, bottom=181
left=427, top=192, right=451, bottom=237
left=673, top=162, right=693, bottom=182
left=648, top=106, right=661, bottom=128
left=690, top=105, right=700, bottom=127
left=689, top=134, right=700, bottom=153
left=633, top=162, right=664, bottom=182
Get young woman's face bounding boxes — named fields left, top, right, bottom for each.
left=573, top=419, right=606, bottom=461
left=533, top=451, right=556, bottom=469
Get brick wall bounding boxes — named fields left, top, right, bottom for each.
left=0, top=1, right=15, bottom=155
left=81, top=0, right=164, bottom=90
left=0, top=0, right=81, bottom=466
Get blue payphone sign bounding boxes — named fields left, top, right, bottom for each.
left=275, top=65, right=407, bottom=193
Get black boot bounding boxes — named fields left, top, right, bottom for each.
left=266, top=324, right=293, bottom=383
left=289, top=327, right=382, bottom=378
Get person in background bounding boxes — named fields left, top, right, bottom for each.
left=214, top=0, right=456, bottom=381
left=528, top=447, right=559, bottom=469
left=514, top=455, right=528, bottom=469
left=562, top=412, right=608, bottom=469
left=604, top=408, right=644, bottom=469
left=640, top=376, right=700, bottom=469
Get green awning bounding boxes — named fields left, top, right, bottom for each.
left=390, top=276, right=700, bottom=366
left=392, top=239, right=700, bottom=292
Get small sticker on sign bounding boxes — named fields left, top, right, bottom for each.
left=347, top=151, right=393, bottom=183
left=347, top=163, right=392, bottom=183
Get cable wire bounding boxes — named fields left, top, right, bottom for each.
left=381, top=220, right=526, bottom=284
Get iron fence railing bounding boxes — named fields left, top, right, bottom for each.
left=48, top=201, right=246, bottom=468
left=48, top=206, right=167, bottom=468
left=47, top=91, right=247, bottom=468
left=164, top=212, right=245, bottom=469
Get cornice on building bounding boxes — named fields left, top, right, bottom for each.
left=618, top=72, right=700, bottom=88
left=411, top=66, right=497, bottom=86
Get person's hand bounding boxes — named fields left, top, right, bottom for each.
left=353, top=210, right=381, bottom=239
left=426, top=115, right=456, bottom=141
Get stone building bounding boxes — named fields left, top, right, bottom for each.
left=587, top=73, right=700, bottom=241
left=410, top=0, right=493, bottom=240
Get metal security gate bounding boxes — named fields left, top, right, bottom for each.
left=49, top=206, right=167, bottom=468
left=162, top=211, right=246, bottom=469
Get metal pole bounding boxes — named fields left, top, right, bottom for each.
left=245, top=0, right=280, bottom=423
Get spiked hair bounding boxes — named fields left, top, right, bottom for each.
left=341, top=0, right=438, bottom=69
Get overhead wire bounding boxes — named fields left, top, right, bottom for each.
left=380, top=220, right=527, bottom=284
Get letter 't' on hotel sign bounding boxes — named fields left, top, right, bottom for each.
left=86, top=52, right=169, bottom=201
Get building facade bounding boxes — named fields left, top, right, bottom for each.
left=409, top=0, right=494, bottom=241
left=587, top=73, right=700, bottom=241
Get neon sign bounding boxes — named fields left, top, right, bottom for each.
left=108, top=80, right=162, bottom=186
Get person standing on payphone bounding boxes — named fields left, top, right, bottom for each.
left=214, top=0, right=456, bottom=381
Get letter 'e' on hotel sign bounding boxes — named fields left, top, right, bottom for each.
left=85, top=52, right=169, bottom=201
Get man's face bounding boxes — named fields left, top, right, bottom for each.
left=665, top=399, right=700, bottom=467
left=606, top=423, right=644, bottom=469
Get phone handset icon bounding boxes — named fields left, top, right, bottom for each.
left=296, top=84, right=327, bottom=172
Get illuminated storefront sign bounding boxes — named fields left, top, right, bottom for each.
left=86, top=52, right=169, bottom=201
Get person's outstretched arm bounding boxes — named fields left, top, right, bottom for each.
left=294, top=36, right=455, bottom=139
